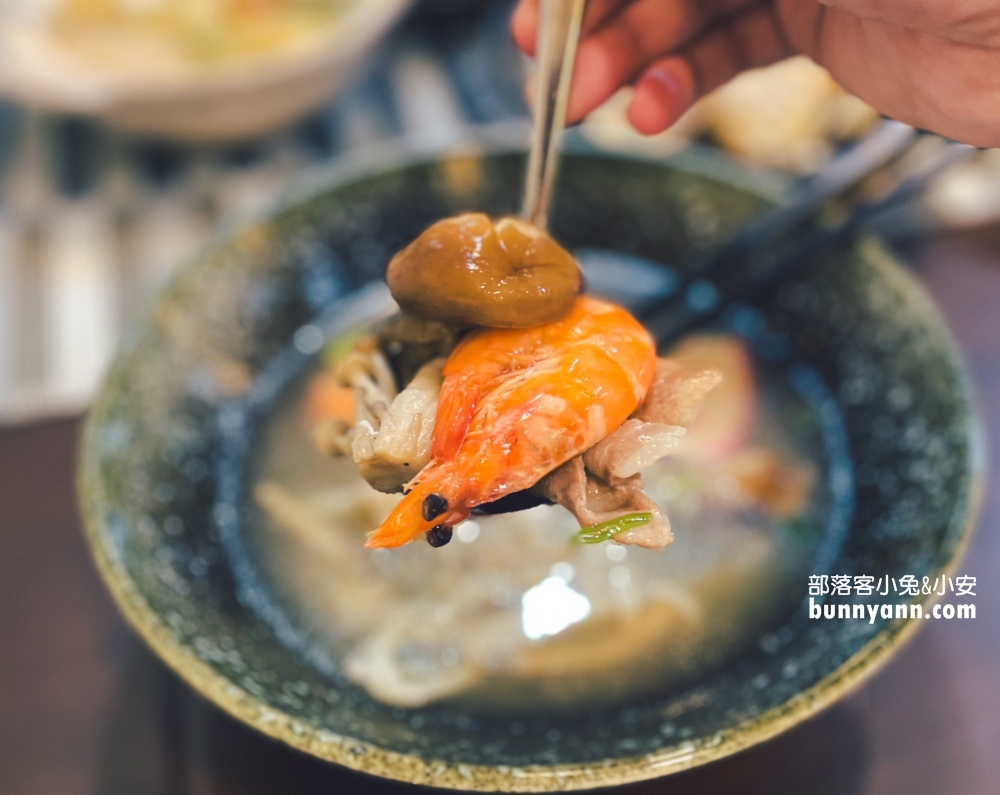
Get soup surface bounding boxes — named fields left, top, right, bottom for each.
left=236, top=312, right=836, bottom=713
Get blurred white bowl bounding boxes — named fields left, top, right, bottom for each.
left=0, top=0, right=412, bottom=141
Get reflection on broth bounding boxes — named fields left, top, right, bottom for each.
left=244, top=330, right=827, bottom=712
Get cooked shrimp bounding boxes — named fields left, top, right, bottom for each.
left=365, top=296, right=657, bottom=548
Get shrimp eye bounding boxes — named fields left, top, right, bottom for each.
left=422, top=493, right=448, bottom=521
left=426, top=524, right=453, bottom=547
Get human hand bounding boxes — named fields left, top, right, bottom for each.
left=511, top=0, right=1000, bottom=147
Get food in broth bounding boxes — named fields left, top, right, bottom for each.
left=247, top=217, right=822, bottom=708
left=251, top=330, right=819, bottom=708
left=313, top=216, right=734, bottom=550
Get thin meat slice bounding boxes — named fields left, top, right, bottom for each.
left=633, top=359, right=722, bottom=426
left=534, top=457, right=672, bottom=549
left=535, top=358, right=722, bottom=548
left=583, top=418, right=687, bottom=481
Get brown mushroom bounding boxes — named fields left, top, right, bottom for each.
left=385, top=213, right=581, bottom=328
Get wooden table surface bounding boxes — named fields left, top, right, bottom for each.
left=2, top=233, right=998, bottom=795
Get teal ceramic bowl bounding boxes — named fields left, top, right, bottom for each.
left=79, top=135, right=980, bottom=791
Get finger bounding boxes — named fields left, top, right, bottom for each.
left=626, top=3, right=791, bottom=135
left=583, top=0, right=640, bottom=37
left=685, top=2, right=790, bottom=94
left=564, top=0, right=703, bottom=122
left=816, top=0, right=987, bottom=41
left=511, top=0, right=539, bottom=56
left=627, top=57, right=697, bottom=134
left=511, top=0, right=634, bottom=58
left=564, top=0, right=756, bottom=122
left=799, top=4, right=1000, bottom=146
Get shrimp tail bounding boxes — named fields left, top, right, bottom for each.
left=364, top=468, right=470, bottom=549
left=431, top=375, right=478, bottom=461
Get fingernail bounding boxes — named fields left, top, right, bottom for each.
left=629, top=62, right=695, bottom=134
left=643, top=65, right=689, bottom=111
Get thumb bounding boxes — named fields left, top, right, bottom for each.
left=818, top=0, right=978, bottom=36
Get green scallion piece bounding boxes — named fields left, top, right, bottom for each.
left=573, top=512, right=652, bottom=544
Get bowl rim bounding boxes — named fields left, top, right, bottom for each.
left=78, top=132, right=984, bottom=791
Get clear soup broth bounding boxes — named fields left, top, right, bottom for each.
left=235, top=304, right=840, bottom=715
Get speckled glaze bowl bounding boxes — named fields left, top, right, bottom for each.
left=79, top=133, right=981, bottom=791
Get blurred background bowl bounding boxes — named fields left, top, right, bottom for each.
left=79, top=137, right=980, bottom=790
left=0, top=0, right=412, bottom=141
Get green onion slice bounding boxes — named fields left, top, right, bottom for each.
left=573, top=512, right=652, bottom=544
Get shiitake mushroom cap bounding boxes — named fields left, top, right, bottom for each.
left=386, top=213, right=581, bottom=329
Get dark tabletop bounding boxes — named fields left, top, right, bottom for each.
left=2, top=230, right=998, bottom=795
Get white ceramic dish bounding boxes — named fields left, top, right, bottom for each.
left=0, top=0, right=411, bottom=141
